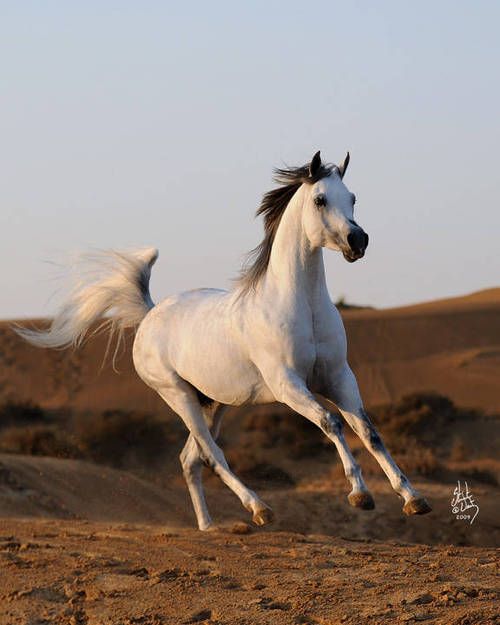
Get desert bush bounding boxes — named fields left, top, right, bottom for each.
left=366, top=392, right=462, bottom=476
left=225, top=451, right=296, bottom=489
left=0, top=424, right=80, bottom=458
left=458, top=467, right=497, bottom=486
left=366, top=391, right=495, bottom=477
left=0, top=401, right=48, bottom=428
left=0, top=404, right=184, bottom=470
left=393, top=441, right=441, bottom=477
left=370, top=392, right=456, bottom=443
left=241, top=407, right=329, bottom=458
left=75, top=410, right=183, bottom=468
left=334, top=296, right=372, bottom=310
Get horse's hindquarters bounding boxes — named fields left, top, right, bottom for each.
left=132, top=289, right=271, bottom=406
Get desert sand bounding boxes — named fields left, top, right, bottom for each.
left=0, top=289, right=499, bottom=624
left=2, top=288, right=500, bottom=415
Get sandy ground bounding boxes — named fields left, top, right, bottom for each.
left=0, top=454, right=498, bottom=548
left=1, top=518, right=498, bottom=625
left=0, top=452, right=498, bottom=624
left=1, top=289, right=499, bottom=624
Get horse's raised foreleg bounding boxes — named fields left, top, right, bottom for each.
left=179, top=403, right=225, bottom=530
left=264, top=367, right=374, bottom=510
left=158, top=377, right=273, bottom=528
left=327, top=364, right=431, bottom=515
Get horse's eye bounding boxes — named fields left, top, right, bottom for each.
left=314, top=194, right=326, bottom=207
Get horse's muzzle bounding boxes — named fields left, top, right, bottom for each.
left=343, top=228, right=369, bottom=262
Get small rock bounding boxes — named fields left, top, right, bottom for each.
left=184, top=609, right=211, bottom=623
left=410, top=593, right=433, bottom=605
left=230, top=522, right=252, bottom=535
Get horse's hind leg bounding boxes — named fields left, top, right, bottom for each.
left=158, top=377, right=273, bottom=528
left=179, top=403, right=225, bottom=530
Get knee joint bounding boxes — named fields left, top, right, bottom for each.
left=368, top=426, right=384, bottom=451
left=357, top=411, right=384, bottom=452
left=320, top=412, right=343, bottom=437
left=180, top=452, right=202, bottom=478
left=345, top=466, right=360, bottom=480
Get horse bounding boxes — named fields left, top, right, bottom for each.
left=18, top=151, right=431, bottom=530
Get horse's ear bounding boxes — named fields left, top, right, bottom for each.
left=309, top=151, right=322, bottom=178
left=338, top=152, right=350, bottom=179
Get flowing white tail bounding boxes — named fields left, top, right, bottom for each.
left=16, top=247, right=158, bottom=350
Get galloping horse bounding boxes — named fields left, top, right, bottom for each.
left=19, top=151, right=431, bottom=529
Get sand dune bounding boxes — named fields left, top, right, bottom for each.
left=1, top=290, right=499, bottom=623
left=2, top=288, right=499, bottom=412
left=0, top=453, right=191, bottom=525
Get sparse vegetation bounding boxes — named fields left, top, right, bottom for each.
left=0, top=424, right=81, bottom=459
left=0, top=401, right=48, bottom=427
left=75, top=409, right=182, bottom=468
left=0, top=394, right=496, bottom=486
left=241, top=407, right=328, bottom=458
left=0, top=401, right=184, bottom=470
left=334, top=295, right=372, bottom=310
left=368, top=392, right=497, bottom=482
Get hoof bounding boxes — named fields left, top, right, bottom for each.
left=348, top=491, right=375, bottom=510
left=403, top=497, right=432, bottom=516
left=252, top=504, right=274, bottom=526
left=199, top=521, right=216, bottom=532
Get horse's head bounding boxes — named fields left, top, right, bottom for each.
left=303, top=151, right=368, bottom=263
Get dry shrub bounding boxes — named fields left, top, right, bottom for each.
left=367, top=392, right=496, bottom=478
left=367, top=392, right=459, bottom=477
left=459, top=467, right=497, bottom=486
left=393, top=442, right=441, bottom=477
left=241, top=407, right=328, bottom=458
left=0, top=401, right=48, bottom=428
left=225, top=447, right=295, bottom=489
left=75, top=410, right=182, bottom=468
left=0, top=401, right=77, bottom=458
left=0, top=424, right=80, bottom=458
left=371, top=392, right=456, bottom=446
left=0, top=401, right=184, bottom=470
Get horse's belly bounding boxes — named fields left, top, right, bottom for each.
left=177, top=349, right=268, bottom=406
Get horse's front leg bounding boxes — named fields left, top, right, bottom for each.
left=326, top=364, right=432, bottom=515
left=263, top=366, right=374, bottom=510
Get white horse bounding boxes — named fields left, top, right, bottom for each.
left=19, top=151, right=431, bottom=529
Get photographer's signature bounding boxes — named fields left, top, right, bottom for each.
left=451, top=481, right=479, bottom=524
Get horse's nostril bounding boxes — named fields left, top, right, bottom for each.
left=347, top=229, right=367, bottom=252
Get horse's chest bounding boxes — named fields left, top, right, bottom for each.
left=286, top=318, right=334, bottom=375
left=300, top=313, right=347, bottom=384
left=257, top=299, right=347, bottom=384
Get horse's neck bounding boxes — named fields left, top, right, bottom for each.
left=265, top=187, right=327, bottom=304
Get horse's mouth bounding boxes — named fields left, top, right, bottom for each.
left=342, top=250, right=365, bottom=263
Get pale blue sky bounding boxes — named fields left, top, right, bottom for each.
left=1, top=1, right=499, bottom=317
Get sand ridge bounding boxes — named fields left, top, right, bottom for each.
left=2, top=288, right=500, bottom=413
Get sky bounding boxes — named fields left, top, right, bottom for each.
left=1, top=1, right=499, bottom=318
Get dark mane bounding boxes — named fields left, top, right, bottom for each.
left=236, top=160, right=333, bottom=293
